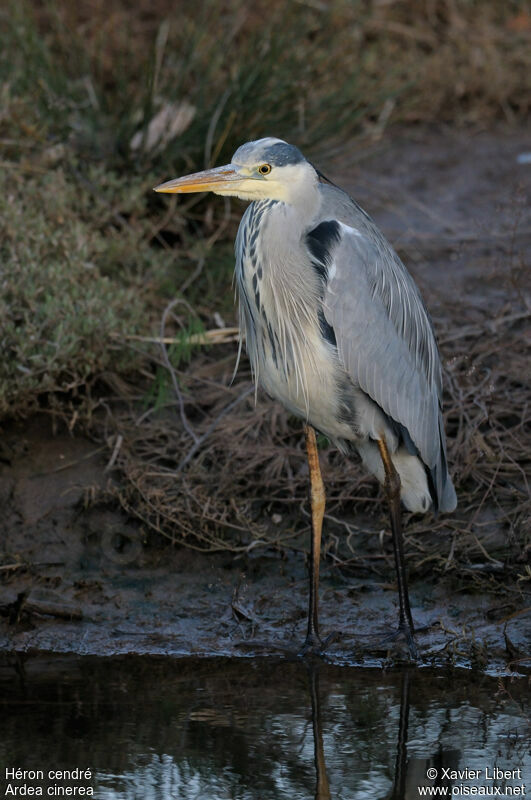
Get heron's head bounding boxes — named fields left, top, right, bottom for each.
left=154, top=137, right=317, bottom=203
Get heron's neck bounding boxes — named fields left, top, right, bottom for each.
left=257, top=186, right=320, bottom=271
left=244, top=191, right=322, bottom=347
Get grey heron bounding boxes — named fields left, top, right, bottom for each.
left=154, top=137, right=457, bottom=658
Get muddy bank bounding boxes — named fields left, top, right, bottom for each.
left=0, top=416, right=528, bottom=673
left=0, top=127, right=529, bottom=672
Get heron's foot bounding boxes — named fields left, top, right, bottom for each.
left=379, top=621, right=418, bottom=661
left=298, top=630, right=341, bottom=658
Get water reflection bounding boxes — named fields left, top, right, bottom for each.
left=0, top=656, right=528, bottom=799
left=307, top=665, right=330, bottom=800
left=387, top=668, right=410, bottom=800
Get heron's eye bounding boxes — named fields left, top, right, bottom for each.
left=258, top=163, right=272, bottom=175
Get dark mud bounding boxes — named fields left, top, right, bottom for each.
left=0, top=127, right=529, bottom=672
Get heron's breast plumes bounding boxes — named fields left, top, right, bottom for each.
left=234, top=200, right=350, bottom=433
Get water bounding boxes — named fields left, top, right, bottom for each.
left=0, top=656, right=529, bottom=799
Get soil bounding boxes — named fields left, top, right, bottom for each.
left=1, top=126, right=529, bottom=673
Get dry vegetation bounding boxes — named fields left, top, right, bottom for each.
left=0, top=0, right=530, bottom=577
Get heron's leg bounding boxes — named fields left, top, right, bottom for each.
left=302, top=424, right=325, bottom=651
left=377, top=438, right=417, bottom=659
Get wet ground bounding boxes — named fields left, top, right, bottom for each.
left=0, top=127, right=530, bottom=675
left=0, top=655, right=529, bottom=799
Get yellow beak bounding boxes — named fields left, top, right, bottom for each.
left=154, top=164, right=244, bottom=194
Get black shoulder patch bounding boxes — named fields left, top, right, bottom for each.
left=306, top=220, right=341, bottom=282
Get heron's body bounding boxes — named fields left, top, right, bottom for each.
left=155, top=136, right=457, bottom=657
left=233, top=148, right=456, bottom=515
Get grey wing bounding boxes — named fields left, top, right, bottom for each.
left=321, top=210, right=454, bottom=510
